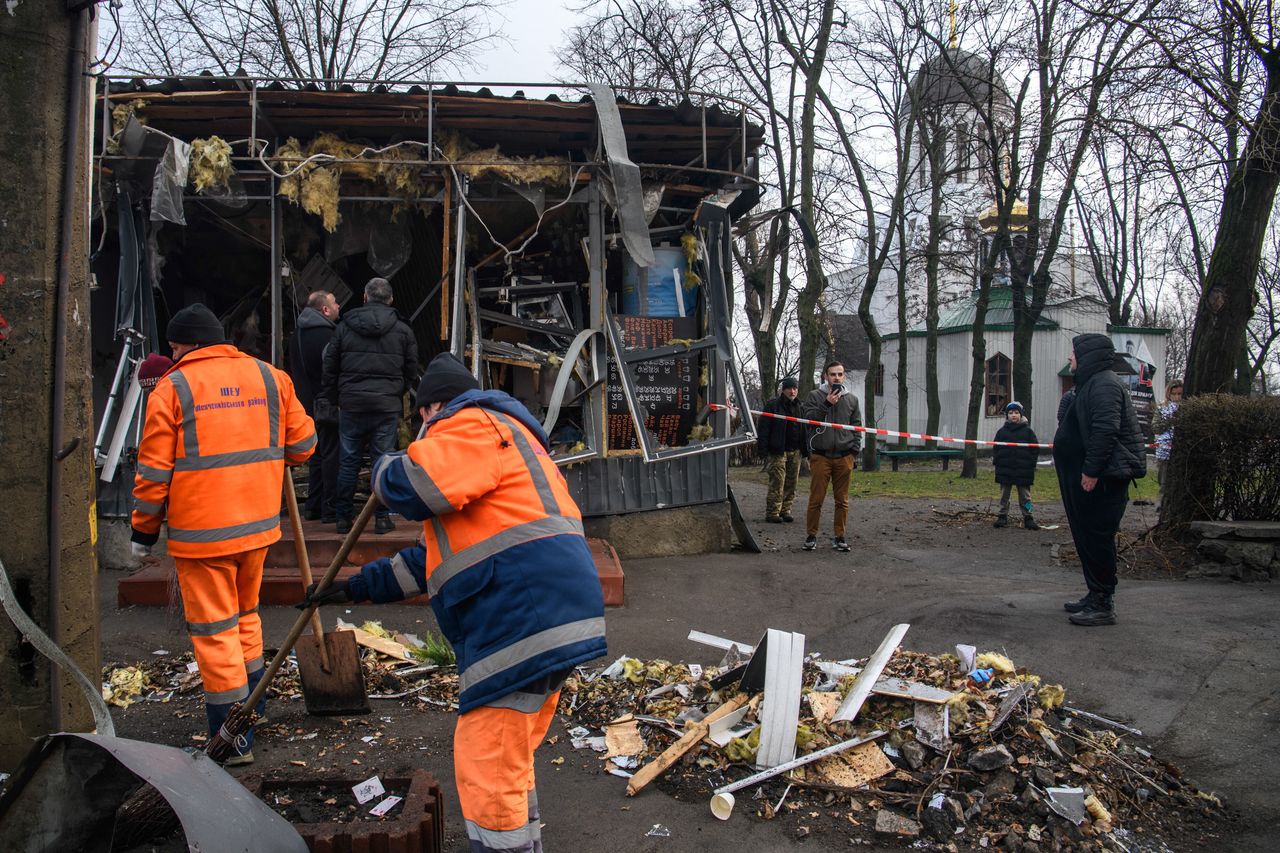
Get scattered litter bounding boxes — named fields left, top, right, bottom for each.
left=151, top=649, right=169, bottom=655
left=187, top=661, right=200, bottom=673
left=604, top=716, right=645, bottom=757
left=369, top=795, right=403, bottom=817
left=1047, top=786, right=1088, bottom=824
left=644, top=824, right=670, bottom=837
left=102, top=666, right=147, bottom=708
left=351, top=775, right=385, bottom=805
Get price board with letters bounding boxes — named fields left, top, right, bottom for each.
left=607, top=315, right=699, bottom=451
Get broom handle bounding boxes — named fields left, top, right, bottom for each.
left=240, top=493, right=380, bottom=715
left=283, top=469, right=330, bottom=672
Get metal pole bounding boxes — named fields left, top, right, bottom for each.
left=93, top=340, right=133, bottom=458
left=449, top=177, right=468, bottom=356
left=587, top=182, right=606, bottom=454
left=270, top=177, right=283, bottom=365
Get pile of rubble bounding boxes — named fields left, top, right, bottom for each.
left=556, top=626, right=1231, bottom=851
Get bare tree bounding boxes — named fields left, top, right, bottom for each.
left=110, top=0, right=501, bottom=86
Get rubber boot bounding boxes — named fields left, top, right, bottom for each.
left=993, top=515, right=1008, bottom=528
left=207, top=699, right=254, bottom=766
left=1068, top=593, right=1116, bottom=627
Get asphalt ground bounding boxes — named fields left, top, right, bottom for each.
left=98, top=474, right=1279, bottom=852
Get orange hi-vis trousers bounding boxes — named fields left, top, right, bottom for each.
left=454, top=687, right=560, bottom=853
left=174, top=547, right=267, bottom=704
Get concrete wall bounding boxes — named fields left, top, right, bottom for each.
left=0, top=3, right=100, bottom=769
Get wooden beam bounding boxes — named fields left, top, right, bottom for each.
left=626, top=693, right=749, bottom=796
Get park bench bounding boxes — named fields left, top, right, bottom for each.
left=881, top=448, right=965, bottom=471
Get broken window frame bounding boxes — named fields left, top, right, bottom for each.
left=604, top=202, right=756, bottom=462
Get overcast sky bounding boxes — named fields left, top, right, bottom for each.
left=473, top=1, right=581, bottom=85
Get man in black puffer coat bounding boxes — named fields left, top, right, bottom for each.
left=991, top=401, right=1039, bottom=530
left=322, top=277, right=419, bottom=534
left=1053, top=333, right=1147, bottom=626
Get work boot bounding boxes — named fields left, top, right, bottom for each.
left=1023, top=516, right=1040, bottom=531
left=207, top=699, right=254, bottom=766
left=374, top=515, right=396, bottom=534
left=833, top=537, right=851, bottom=552
left=335, top=517, right=352, bottom=535
left=304, top=506, right=322, bottom=521
left=993, top=515, right=1008, bottom=528
left=1063, top=591, right=1097, bottom=613
left=1069, top=594, right=1116, bottom=627
left=766, top=515, right=784, bottom=524
left=781, top=514, right=795, bottom=523
left=803, top=535, right=817, bottom=551
left=245, top=666, right=268, bottom=724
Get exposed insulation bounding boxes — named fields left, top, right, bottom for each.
left=437, top=128, right=570, bottom=186
left=189, top=136, right=233, bottom=193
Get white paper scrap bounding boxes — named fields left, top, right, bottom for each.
left=186, top=661, right=200, bottom=673
left=369, top=795, right=403, bottom=816
left=688, top=664, right=703, bottom=678
left=352, top=775, right=385, bottom=804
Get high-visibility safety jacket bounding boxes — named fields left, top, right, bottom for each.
left=132, top=344, right=316, bottom=558
left=350, top=389, right=606, bottom=712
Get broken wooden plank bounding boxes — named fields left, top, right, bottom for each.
left=335, top=619, right=415, bottom=662
left=832, top=624, right=910, bottom=724
left=872, top=676, right=954, bottom=705
left=711, top=730, right=888, bottom=799
left=991, top=682, right=1035, bottom=733
left=797, top=740, right=895, bottom=790
left=626, top=693, right=749, bottom=796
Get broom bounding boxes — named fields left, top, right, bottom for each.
left=111, top=495, right=381, bottom=850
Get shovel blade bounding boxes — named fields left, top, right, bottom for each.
left=295, top=630, right=370, bottom=716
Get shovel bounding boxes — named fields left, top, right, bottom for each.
left=283, top=470, right=370, bottom=716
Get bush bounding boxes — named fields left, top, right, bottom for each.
left=1161, top=394, right=1280, bottom=527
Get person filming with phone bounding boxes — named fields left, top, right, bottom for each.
left=800, top=360, right=862, bottom=553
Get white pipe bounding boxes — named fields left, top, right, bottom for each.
left=100, top=367, right=142, bottom=483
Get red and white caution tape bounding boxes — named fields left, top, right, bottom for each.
left=708, top=403, right=1055, bottom=448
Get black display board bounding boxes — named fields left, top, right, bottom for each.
left=607, top=315, right=698, bottom=450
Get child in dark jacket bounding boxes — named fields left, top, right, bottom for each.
left=992, top=401, right=1040, bottom=530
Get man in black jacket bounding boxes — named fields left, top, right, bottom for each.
left=1053, top=333, right=1147, bottom=626
left=290, top=290, right=341, bottom=522
left=322, top=277, right=419, bottom=534
left=758, top=376, right=808, bottom=523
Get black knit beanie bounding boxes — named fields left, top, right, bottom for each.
left=780, top=376, right=799, bottom=390
left=416, top=352, right=479, bottom=407
left=166, top=303, right=225, bottom=345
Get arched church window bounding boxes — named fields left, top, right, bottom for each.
left=956, top=122, right=970, bottom=180
left=985, top=353, right=1012, bottom=416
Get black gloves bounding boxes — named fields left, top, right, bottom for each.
left=296, top=579, right=351, bottom=610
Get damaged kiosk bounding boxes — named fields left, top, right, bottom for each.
left=90, top=77, right=765, bottom=550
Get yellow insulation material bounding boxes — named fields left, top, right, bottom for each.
left=437, top=128, right=570, bottom=185
left=189, top=136, right=233, bottom=193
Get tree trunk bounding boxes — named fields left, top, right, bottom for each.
left=923, top=154, right=943, bottom=449
left=793, top=0, right=835, bottom=395
left=1185, top=59, right=1280, bottom=395
left=962, top=244, right=1001, bottom=478
left=896, top=219, right=909, bottom=450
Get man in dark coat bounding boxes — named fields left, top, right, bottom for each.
left=1053, top=333, right=1148, bottom=626
left=991, top=401, right=1040, bottom=530
left=322, top=277, right=419, bottom=534
left=758, top=376, right=808, bottom=523
left=290, top=290, right=341, bottom=522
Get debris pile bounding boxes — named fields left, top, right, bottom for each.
left=557, top=627, right=1231, bottom=850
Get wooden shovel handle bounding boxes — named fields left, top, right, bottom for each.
left=284, top=468, right=330, bottom=672
left=239, top=494, right=380, bottom=717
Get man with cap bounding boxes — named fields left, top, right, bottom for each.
left=132, top=303, right=316, bottom=765
left=757, top=376, right=808, bottom=523
left=322, top=277, right=418, bottom=535
left=1053, top=333, right=1147, bottom=626
left=300, top=352, right=607, bottom=853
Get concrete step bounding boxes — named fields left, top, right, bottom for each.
left=265, top=516, right=418, bottom=568
left=118, top=537, right=625, bottom=609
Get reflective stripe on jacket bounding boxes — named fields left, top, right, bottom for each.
left=363, top=389, right=607, bottom=712
left=132, top=344, right=316, bottom=557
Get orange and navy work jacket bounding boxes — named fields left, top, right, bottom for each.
left=351, top=389, right=606, bottom=712
left=131, top=344, right=316, bottom=558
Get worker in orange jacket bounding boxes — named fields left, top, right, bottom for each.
left=302, top=352, right=606, bottom=852
left=132, top=304, right=315, bottom=765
